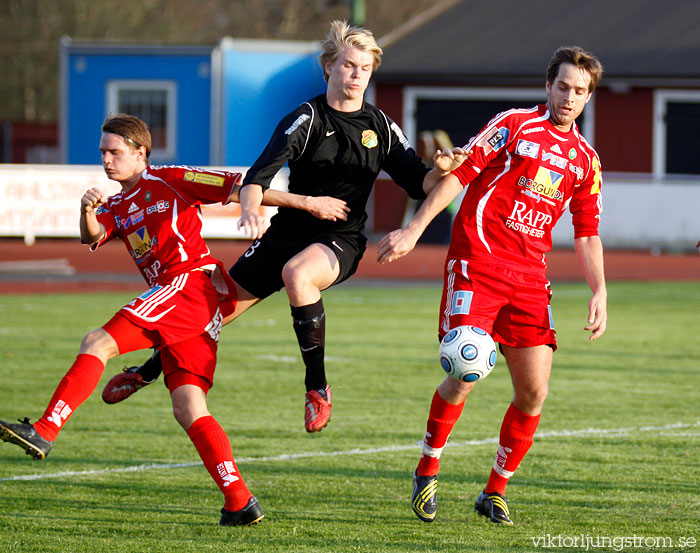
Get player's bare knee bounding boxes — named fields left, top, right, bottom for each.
left=79, top=328, right=118, bottom=360
left=514, top=385, right=548, bottom=412
left=282, top=267, right=315, bottom=301
left=171, top=403, right=192, bottom=429
left=281, top=263, right=304, bottom=289
left=439, top=376, right=476, bottom=403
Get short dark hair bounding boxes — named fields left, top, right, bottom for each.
left=101, top=114, right=152, bottom=159
left=546, top=46, right=603, bottom=93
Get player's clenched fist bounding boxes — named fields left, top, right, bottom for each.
left=81, top=187, right=106, bottom=213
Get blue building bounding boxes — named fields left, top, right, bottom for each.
left=60, top=37, right=326, bottom=166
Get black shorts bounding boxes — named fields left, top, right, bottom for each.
left=229, top=226, right=367, bottom=299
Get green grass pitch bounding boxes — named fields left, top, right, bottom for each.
left=0, top=281, right=698, bottom=552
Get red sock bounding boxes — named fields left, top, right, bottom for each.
left=187, top=415, right=252, bottom=511
left=416, top=389, right=465, bottom=476
left=34, top=354, right=105, bottom=441
left=484, top=403, right=541, bottom=495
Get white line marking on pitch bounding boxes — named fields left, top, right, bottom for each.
left=0, top=421, right=696, bottom=483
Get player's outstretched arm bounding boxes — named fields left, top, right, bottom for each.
left=377, top=175, right=463, bottom=265
left=575, top=235, right=607, bottom=341
left=229, top=183, right=350, bottom=238
left=262, top=188, right=350, bottom=222
left=80, top=187, right=107, bottom=244
left=237, top=183, right=268, bottom=239
left=422, top=147, right=471, bottom=194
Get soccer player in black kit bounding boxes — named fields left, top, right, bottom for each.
left=102, top=20, right=467, bottom=433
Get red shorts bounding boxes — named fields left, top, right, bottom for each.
left=102, top=313, right=217, bottom=392
left=438, top=259, right=557, bottom=350
left=118, top=269, right=230, bottom=345
left=100, top=268, right=232, bottom=391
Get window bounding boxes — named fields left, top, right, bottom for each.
left=106, top=80, right=177, bottom=160
left=654, top=90, right=700, bottom=179
left=402, top=87, right=594, bottom=152
left=399, top=87, right=595, bottom=244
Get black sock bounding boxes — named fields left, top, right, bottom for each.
left=138, top=350, right=163, bottom=383
left=291, top=299, right=326, bottom=392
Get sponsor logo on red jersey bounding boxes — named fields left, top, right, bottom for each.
left=184, top=171, right=224, bottom=187
left=127, top=227, right=156, bottom=259
left=515, top=139, right=539, bottom=159
left=517, top=167, right=564, bottom=201
left=121, top=210, right=144, bottom=229
left=146, top=200, right=170, bottom=214
left=542, top=151, right=568, bottom=170
left=478, top=127, right=509, bottom=155
left=505, top=200, right=553, bottom=238
left=590, top=157, right=602, bottom=195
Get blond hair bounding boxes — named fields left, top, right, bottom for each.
left=318, top=20, right=383, bottom=82
left=546, top=46, right=603, bottom=93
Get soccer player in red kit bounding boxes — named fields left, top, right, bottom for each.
left=378, top=47, right=607, bottom=525
left=0, top=114, right=343, bottom=526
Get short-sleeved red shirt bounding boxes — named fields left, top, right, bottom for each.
left=94, top=165, right=240, bottom=287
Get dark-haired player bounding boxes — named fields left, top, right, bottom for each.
left=0, top=114, right=345, bottom=526
left=378, top=46, right=607, bottom=525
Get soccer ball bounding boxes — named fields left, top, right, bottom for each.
left=439, top=325, right=497, bottom=382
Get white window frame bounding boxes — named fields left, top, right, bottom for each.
left=653, top=89, right=700, bottom=181
left=402, top=86, right=596, bottom=148
left=106, top=79, right=177, bottom=160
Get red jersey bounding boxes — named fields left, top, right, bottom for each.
left=450, top=104, right=602, bottom=276
left=93, top=165, right=241, bottom=287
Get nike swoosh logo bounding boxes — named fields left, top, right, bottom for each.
left=300, top=345, right=319, bottom=352
left=326, top=130, right=335, bottom=137
left=331, top=241, right=344, bottom=252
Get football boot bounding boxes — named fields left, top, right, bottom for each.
left=304, top=385, right=332, bottom=433
left=220, top=496, right=265, bottom=526
left=411, top=471, right=438, bottom=522
left=0, top=417, right=53, bottom=460
left=474, top=490, right=514, bottom=525
left=102, top=366, right=153, bottom=404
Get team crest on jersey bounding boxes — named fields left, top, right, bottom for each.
left=184, top=171, right=224, bottom=187
left=361, top=129, right=378, bottom=148
left=568, top=148, right=577, bottom=160
left=127, top=227, right=156, bottom=259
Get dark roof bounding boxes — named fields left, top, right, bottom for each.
left=61, top=36, right=215, bottom=56
left=376, top=0, right=700, bottom=86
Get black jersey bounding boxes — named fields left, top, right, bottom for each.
left=243, top=94, right=430, bottom=236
